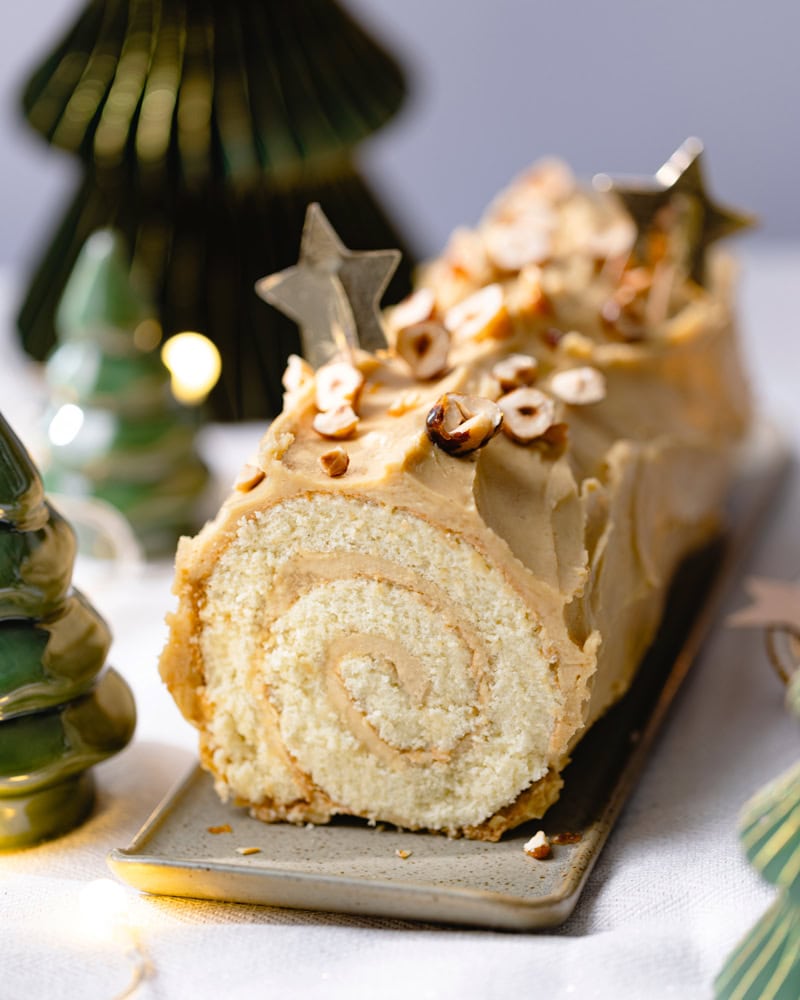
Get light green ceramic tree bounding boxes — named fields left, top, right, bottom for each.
left=715, top=667, right=800, bottom=1000
left=43, top=229, right=209, bottom=556
left=0, top=411, right=135, bottom=849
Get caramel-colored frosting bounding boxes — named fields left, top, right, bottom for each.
left=160, top=160, right=750, bottom=838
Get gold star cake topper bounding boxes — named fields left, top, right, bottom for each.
left=594, top=137, right=756, bottom=285
left=256, top=204, right=401, bottom=368
left=728, top=577, right=800, bottom=633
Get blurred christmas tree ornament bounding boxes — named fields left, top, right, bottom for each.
left=0, top=411, right=135, bottom=850
left=43, top=228, right=213, bottom=557
left=594, top=138, right=756, bottom=286
left=715, top=579, right=800, bottom=999
left=256, top=202, right=400, bottom=368
left=17, top=0, right=414, bottom=420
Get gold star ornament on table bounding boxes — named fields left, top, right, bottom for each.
left=594, top=137, right=756, bottom=285
left=729, top=577, right=800, bottom=685
left=256, top=204, right=401, bottom=369
left=728, top=577, right=800, bottom=633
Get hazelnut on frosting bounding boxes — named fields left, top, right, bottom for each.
left=498, top=388, right=556, bottom=444
left=549, top=367, right=606, bottom=405
left=318, top=446, right=350, bottom=477
left=443, top=284, right=510, bottom=342
left=491, top=354, right=539, bottom=393
left=315, top=361, right=365, bottom=413
left=426, top=393, right=503, bottom=456
left=395, top=321, right=450, bottom=380
left=312, top=404, right=359, bottom=440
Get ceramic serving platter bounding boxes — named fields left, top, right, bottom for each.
left=108, top=423, right=791, bottom=930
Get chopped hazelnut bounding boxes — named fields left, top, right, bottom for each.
left=387, top=389, right=423, bottom=417
left=426, top=393, right=503, bottom=456
left=550, top=366, right=606, bottom=405
left=312, top=404, right=359, bottom=440
left=235, top=846, right=262, bottom=856
left=234, top=463, right=265, bottom=492
left=523, top=830, right=551, bottom=859
left=498, top=388, right=556, bottom=444
left=319, top=446, right=349, bottom=477
left=444, top=284, right=511, bottom=342
left=551, top=831, right=582, bottom=845
left=207, top=824, right=233, bottom=835
left=491, top=353, right=539, bottom=393
left=315, top=361, right=365, bottom=413
left=282, top=354, right=314, bottom=394
left=395, top=849, right=413, bottom=860
left=395, top=320, right=450, bottom=380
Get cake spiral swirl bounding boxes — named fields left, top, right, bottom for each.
left=195, top=495, right=561, bottom=832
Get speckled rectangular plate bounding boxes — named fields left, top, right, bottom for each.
left=108, top=423, right=790, bottom=930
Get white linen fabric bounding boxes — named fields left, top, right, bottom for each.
left=1, top=246, right=799, bottom=1000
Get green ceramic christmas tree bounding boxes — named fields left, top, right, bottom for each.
left=715, top=614, right=800, bottom=1000
left=44, top=229, right=210, bottom=557
left=18, top=0, right=413, bottom=420
left=0, top=411, right=135, bottom=849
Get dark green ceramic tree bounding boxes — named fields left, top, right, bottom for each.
left=43, top=229, right=209, bottom=557
left=0, top=411, right=135, bottom=850
left=18, top=0, right=413, bottom=420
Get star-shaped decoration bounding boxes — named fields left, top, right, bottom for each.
left=594, top=138, right=756, bottom=286
left=255, top=203, right=401, bottom=369
left=728, top=577, right=800, bottom=632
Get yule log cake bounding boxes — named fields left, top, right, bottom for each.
left=160, top=141, right=752, bottom=840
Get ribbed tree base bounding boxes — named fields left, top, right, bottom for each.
left=0, top=772, right=95, bottom=850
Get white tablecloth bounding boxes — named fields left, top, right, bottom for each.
left=1, top=246, right=799, bottom=1000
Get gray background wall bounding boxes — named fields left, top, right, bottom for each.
left=0, top=0, right=797, bottom=268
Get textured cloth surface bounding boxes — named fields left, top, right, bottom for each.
left=1, top=246, right=799, bottom=1000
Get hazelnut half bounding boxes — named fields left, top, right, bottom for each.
left=312, top=404, right=359, bottom=440
left=550, top=366, right=606, bottom=405
left=395, top=321, right=450, bottom=380
left=443, top=284, right=511, bottom=342
left=498, top=387, right=556, bottom=444
left=315, top=361, right=365, bottom=413
left=426, top=393, right=503, bottom=456
left=491, top=353, right=539, bottom=393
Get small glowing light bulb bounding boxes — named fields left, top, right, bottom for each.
left=79, top=878, right=130, bottom=943
left=161, top=331, right=221, bottom=405
left=48, top=403, right=85, bottom=447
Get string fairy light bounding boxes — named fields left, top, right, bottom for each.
left=160, top=331, right=222, bottom=406
left=78, top=878, right=153, bottom=999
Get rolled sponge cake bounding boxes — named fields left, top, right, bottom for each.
left=159, top=162, right=750, bottom=839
